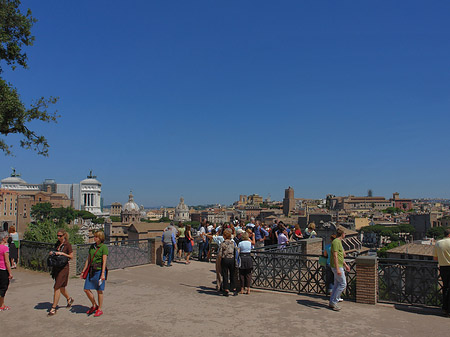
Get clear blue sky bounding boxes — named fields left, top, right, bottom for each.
left=1, top=0, right=449, bottom=207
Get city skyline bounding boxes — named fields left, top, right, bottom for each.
left=2, top=1, right=449, bottom=206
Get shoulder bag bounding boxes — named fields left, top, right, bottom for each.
left=82, top=246, right=101, bottom=279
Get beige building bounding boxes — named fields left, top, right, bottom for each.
left=329, top=196, right=393, bottom=211
left=354, top=217, right=370, bottom=230
left=1, top=187, right=72, bottom=235
left=110, top=202, right=122, bottom=217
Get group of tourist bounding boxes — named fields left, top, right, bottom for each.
left=0, top=228, right=109, bottom=317
left=161, top=222, right=194, bottom=266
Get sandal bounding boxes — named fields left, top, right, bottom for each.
left=0, top=306, right=10, bottom=311
left=87, top=305, right=98, bottom=315
left=67, top=297, right=74, bottom=308
left=48, top=307, right=57, bottom=316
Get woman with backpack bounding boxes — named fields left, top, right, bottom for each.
left=48, top=229, right=74, bottom=316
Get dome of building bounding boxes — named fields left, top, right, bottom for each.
left=174, top=197, right=190, bottom=222
left=123, top=192, right=139, bottom=211
left=80, top=170, right=101, bottom=186
left=80, top=178, right=101, bottom=185
left=1, top=176, right=27, bottom=185
left=175, top=197, right=189, bottom=211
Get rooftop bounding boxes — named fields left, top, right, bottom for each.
left=2, top=262, right=448, bottom=336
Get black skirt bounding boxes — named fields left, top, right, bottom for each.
left=239, top=253, right=253, bottom=270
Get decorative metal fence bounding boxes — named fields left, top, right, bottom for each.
left=19, top=240, right=54, bottom=272
left=378, top=258, right=442, bottom=307
left=20, top=239, right=155, bottom=275
left=76, top=239, right=154, bottom=274
left=251, top=249, right=356, bottom=300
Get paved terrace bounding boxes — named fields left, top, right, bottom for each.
left=2, top=261, right=448, bottom=337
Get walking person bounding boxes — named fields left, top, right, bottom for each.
left=0, top=231, right=13, bottom=311
left=162, top=227, right=176, bottom=267
left=323, top=234, right=337, bottom=296
left=433, top=228, right=450, bottom=316
left=238, top=232, right=253, bottom=294
left=81, top=231, right=108, bottom=317
left=329, top=228, right=350, bottom=311
left=48, top=229, right=74, bottom=316
left=219, top=229, right=237, bottom=296
left=7, top=226, right=19, bottom=269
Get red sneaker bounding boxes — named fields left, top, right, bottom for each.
left=94, top=309, right=103, bottom=317
left=86, top=305, right=98, bottom=315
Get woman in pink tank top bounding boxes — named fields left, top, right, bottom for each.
left=0, top=231, right=13, bottom=311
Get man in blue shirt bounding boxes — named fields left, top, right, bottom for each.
left=162, top=228, right=176, bottom=267
left=254, top=220, right=269, bottom=248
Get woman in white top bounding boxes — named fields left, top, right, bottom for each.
left=238, top=232, right=253, bottom=295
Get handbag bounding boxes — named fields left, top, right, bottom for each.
left=47, top=244, right=69, bottom=268
left=47, top=253, right=69, bottom=268
left=82, top=246, right=101, bottom=279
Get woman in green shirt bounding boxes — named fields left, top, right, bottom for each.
left=80, top=231, right=108, bottom=317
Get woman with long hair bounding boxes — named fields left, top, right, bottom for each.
left=293, top=224, right=303, bottom=241
left=81, top=231, right=108, bottom=317
left=48, top=229, right=74, bottom=316
left=0, top=231, right=13, bottom=311
left=184, top=225, right=193, bottom=264
left=7, top=226, right=18, bottom=269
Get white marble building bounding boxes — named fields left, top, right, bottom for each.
left=174, top=197, right=190, bottom=222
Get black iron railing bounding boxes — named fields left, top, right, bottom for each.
left=251, top=249, right=356, bottom=300
left=20, top=239, right=155, bottom=275
left=76, top=239, right=154, bottom=274
left=19, top=240, right=54, bottom=272
left=378, top=258, right=442, bottom=307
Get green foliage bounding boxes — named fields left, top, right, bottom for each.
left=427, top=226, right=449, bottom=240
left=377, top=241, right=406, bottom=258
left=23, top=219, right=84, bottom=244
left=75, top=210, right=96, bottom=219
left=92, top=217, right=104, bottom=224
left=159, top=217, right=171, bottom=222
left=109, top=216, right=121, bottom=222
left=382, top=207, right=404, bottom=214
left=30, top=202, right=53, bottom=221
left=0, top=0, right=59, bottom=156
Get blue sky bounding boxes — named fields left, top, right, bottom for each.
left=1, top=1, right=449, bottom=207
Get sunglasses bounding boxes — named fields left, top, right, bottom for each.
left=57, top=235, right=63, bottom=237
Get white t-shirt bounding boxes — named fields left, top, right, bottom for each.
left=238, top=240, right=252, bottom=253
left=434, top=237, right=450, bottom=266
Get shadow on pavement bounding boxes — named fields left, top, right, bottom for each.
left=34, top=302, right=53, bottom=310
left=296, top=299, right=329, bottom=310
left=70, top=304, right=90, bottom=314
left=393, top=304, right=444, bottom=317
left=196, top=286, right=222, bottom=296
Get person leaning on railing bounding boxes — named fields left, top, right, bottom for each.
left=433, top=228, right=450, bottom=317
